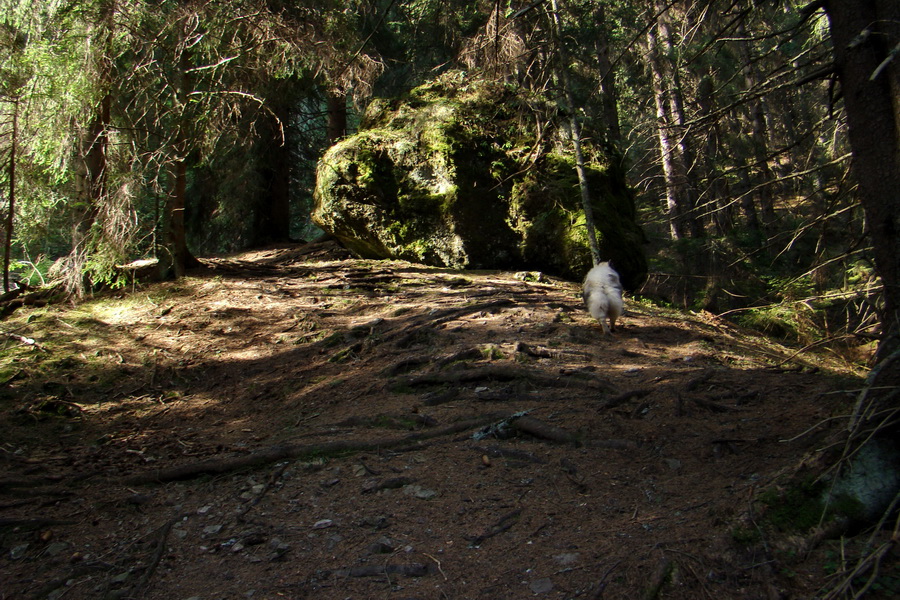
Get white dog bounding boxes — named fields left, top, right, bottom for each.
left=582, top=262, right=624, bottom=335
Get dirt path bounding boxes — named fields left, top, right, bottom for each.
left=0, top=243, right=867, bottom=599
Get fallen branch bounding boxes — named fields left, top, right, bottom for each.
left=588, top=559, right=623, bottom=600
left=515, top=341, right=555, bottom=358
left=0, top=284, right=61, bottom=319
left=236, top=462, right=289, bottom=521
left=133, top=516, right=180, bottom=595
left=124, top=414, right=504, bottom=485
left=0, top=331, right=48, bottom=352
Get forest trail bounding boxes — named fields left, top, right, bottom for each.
left=1, top=242, right=867, bottom=599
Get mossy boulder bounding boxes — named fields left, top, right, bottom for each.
left=312, top=71, right=647, bottom=288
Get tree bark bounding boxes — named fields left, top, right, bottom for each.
left=550, top=0, right=601, bottom=264
left=593, top=3, right=621, bottom=145
left=160, top=27, right=199, bottom=278
left=68, top=0, right=114, bottom=295
left=696, top=73, right=734, bottom=236
left=326, top=91, right=348, bottom=144
left=647, top=19, right=686, bottom=240
left=824, top=0, right=900, bottom=358
left=165, top=158, right=195, bottom=278
left=658, top=9, right=703, bottom=239
left=736, top=14, right=777, bottom=227
left=251, top=87, right=292, bottom=245
left=3, top=99, right=16, bottom=293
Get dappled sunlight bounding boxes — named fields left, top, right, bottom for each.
left=0, top=244, right=871, bottom=600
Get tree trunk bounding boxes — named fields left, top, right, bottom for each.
left=550, top=0, right=601, bottom=265
left=251, top=88, right=292, bottom=245
left=824, top=0, right=900, bottom=358
left=658, top=10, right=703, bottom=239
left=736, top=15, right=777, bottom=227
left=326, top=91, right=348, bottom=144
left=72, top=93, right=110, bottom=253
left=592, top=3, right=621, bottom=145
left=165, top=158, right=196, bottom=278
left=696, top=73, right=733, bottom=236
left=68, top=0, right=114, bottom=295
left=647, top=20, right=686, bottom=240
left=160, top=26, right=199, bottom=278
left=3, top=99, right=16, bottom=293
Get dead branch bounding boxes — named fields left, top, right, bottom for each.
left=124, top=414, right=504, bottom=485
left=515, top=341, right=555, bottom=358
left=0, top=284, right=61, bottom=319
left=0, top=285, right=25, bottom=303
left=0, top=330, right=48, bottom=352
left=588, top=559, right=623, bottom=600
left=133, top=516, right=180, bottom=595
left=236, top=462, right=289, bottom=521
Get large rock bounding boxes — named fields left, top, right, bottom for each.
left=312, top=71, right=647, bottom=288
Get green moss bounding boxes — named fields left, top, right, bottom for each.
left=758, top=479, right=865, bottom=533
left=314, top=70, right=646, bottom=284
left=480, top=345, right=505, bottom=360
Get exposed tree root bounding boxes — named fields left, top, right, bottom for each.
left=330, top=562, right=430, bottom=578
left=598, top=388, right=652, bottom=410
left=399, top=363, right=616, bottom=392
left=388, top=298, right=515, bottom=347
left=643, top=555, right=674, bottom=600
left=465, top=508, right=522, bottom=546
left=510, top=415, right=580, bottom=445
left=132, top=516, right=181, bottom=596
left=124, top=414, right=505, bottom=485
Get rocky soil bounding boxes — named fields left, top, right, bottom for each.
left=0, top=242, right=883, bottom=600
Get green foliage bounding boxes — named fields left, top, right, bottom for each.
left=0, top=0, right=880, bottom=367
left=735, top=294, right=835, bottom=345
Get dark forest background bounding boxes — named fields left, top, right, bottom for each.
left=1, top=0, right=898, bottom=360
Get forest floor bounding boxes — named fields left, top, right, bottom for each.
left=0, top=241, right=888, bottom=600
